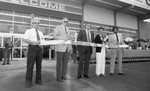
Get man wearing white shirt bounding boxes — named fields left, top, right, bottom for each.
left=108, top=26, right=125, bottom=76
left=23, top=18, right=44, bottom=88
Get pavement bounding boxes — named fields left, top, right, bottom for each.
left=0, top=59, right=150, bottom=91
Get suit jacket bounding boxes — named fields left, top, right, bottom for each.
left=77, top=29, right=94, bottom=53
left=94, top=34, right=103, bottom=52
left=53, top=25, right=72, bottom=52
left=108, top=33, right=124, bottom=47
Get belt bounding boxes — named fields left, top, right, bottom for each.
left=29, top=44, right=39, bottom=47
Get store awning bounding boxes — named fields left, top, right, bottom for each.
left=77, top=0, right=150, bottom=20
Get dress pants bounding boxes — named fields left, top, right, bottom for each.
left=96, top=47, right=106, bottom=75
left=3, top=48, right=10, bottom=64
left=56, top=51, right=68, bottom=80
left=78, top=47, right=91, bottom=76
left=109, top=48, right=123, bottom=73
left=26, top=45, right=42, bottom=84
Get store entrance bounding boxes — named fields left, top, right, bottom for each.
left=0, top=33, right=28, bottom=60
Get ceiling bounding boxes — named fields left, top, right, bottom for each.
left=74, top=0, right=150, bottom=20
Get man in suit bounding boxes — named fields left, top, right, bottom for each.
left=108, top=26, right=125, bottom=76
left=53, top=17, right=72, bottom=82
left=77, top=24, right=94, bottom=79
left=23, top=18, right=44, bottom=88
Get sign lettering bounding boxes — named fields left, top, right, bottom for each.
left=1, top=0, right=65, bottom=11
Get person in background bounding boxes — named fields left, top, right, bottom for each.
left=108, top=26, right=125, bottom=76
left=77, top=24, right=94, bottom=79
left=2, top=38, right=11, bottom=65
left=53, top=17, right=72, bottom=82
left=23, top=18, right=44, bottom=88
left=0, top=44, right=3, bottom=61
left=95, top=27, right=107, bottom=77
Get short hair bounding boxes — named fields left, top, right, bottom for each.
left=31, top=18, right=40, bottom=24
left=98, top=27, right=104, bottom=31
left=62, top=17, right=68, bottom=22
left=112, top=26, right=118, bottom=31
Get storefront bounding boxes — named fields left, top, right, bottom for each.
left=0, top=0, right=82, bottom=59
left=0, top=0, right=150, bottom=60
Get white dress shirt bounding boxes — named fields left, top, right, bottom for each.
left=24, top=28, right=44, bottom=42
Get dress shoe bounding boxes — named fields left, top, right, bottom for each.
left=57, top=79, right=64, bottom=82
left=109, top=73, right=113, bottom=76
left=96, top=74, right=100, bottom=77
left=62, top=77, right=67, bottom=80
left=84, top=75, right=90, bottom=78
left=26, top=83, right=31, bottom=88
left=100, top=74, right=105, bottom=77
left=36, top=82, right=43, bottom=85
left=118, top=73, right=126, bottom=76
left=36, top=81, right=43, bottom=85
left=7, top=63, right=10, bottom=65
left=2, top=63, right=5, bottom=65
left=77, top=75, right=82, bottom=79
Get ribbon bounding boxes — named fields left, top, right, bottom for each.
left=40, top=40, right=129, bottom=48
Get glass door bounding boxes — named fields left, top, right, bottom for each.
left=13, top=36, right=22, bottom=59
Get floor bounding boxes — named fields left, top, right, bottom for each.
left=0, top=59, right=150, bottom=91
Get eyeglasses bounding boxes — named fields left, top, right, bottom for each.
left=33, top=22, right=40, bottom=24
left=64, top=21, right=68, bottom=23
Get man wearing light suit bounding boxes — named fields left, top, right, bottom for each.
left=108, top=26, right=125, bottom=76
left=53, top=17, right=72, bottom=82
left=77, top=24, right=94, bottom=79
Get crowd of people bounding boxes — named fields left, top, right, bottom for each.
left=23, top=18, right=126, bottom=88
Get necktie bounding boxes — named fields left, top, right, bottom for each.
left=36, top=29, right=40, bottom=41
left=87, top=30, right=91, bottom=42
left=65, top=27, right=67, bottom=34
left=115, top=34, right=119, bottom=42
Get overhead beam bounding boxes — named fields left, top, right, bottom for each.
left=115, top=5, right=134, bottom=13
left=138, top=13, right=150, bottom=20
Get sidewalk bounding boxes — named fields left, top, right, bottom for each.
left=0, top=59, right=150, bottom=91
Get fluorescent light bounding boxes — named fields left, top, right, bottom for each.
left=95, top=0, right=123, bottom=7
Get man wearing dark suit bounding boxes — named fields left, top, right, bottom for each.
left=77, top=24, right=94, bottom=79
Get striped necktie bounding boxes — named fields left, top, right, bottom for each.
left=87, top=30, right=91, bottom=42
left=115, top=34, right=119, bottom=42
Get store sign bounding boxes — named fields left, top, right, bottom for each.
left=0, top=0, right=65, bottom=11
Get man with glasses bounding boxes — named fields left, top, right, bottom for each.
left=53, top=17, right=72, bottom=82
left=23, top=18, right=44, bottom=88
